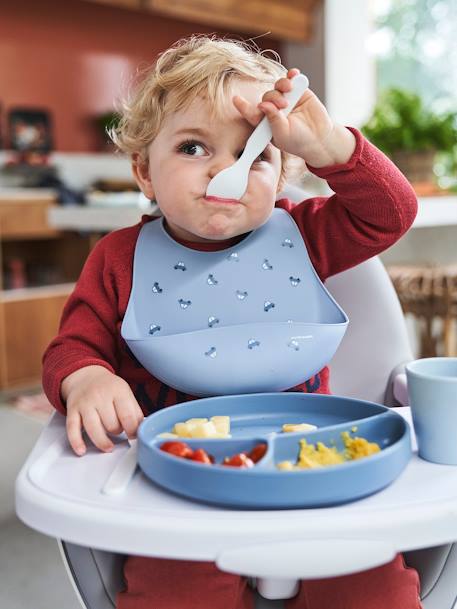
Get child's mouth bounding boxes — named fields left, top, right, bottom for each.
left=204, top=195, right=241, bottom=205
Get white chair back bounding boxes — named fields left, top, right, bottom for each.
left=326, top=256, right=413, bottom=403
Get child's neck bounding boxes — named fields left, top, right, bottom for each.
left=164, top=220, right=247, bottom=252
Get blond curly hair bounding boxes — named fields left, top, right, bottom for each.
left=111, top=35, right=296, bottom=183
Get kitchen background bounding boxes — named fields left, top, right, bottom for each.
left=1, top=1, right=456, bottom=607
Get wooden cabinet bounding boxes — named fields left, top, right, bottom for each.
left=83, top=0, right=321, bottom=42
left=145, top=0, right=320, bottom=42
left=84, top=0, right=141, bottom=8
left=0, top=288, right=71, bottom=389
left=0, top=197, right=92, bottom=390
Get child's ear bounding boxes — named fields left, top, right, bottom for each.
left=132, top=153, right=155, bottom=200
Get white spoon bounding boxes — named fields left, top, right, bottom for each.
left=206, top=73, right=309, bottom=201
left=102, top=438, right=138, bottom=496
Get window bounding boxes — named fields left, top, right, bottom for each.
left=370, top=0, right=457, bottom=110
left=369, top=0, right=457, bottom=185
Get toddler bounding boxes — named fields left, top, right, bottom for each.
left=43, top=35, right=421, bottom=609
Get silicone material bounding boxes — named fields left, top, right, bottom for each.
left=137, top=393, right=412, bottom=509
left=406, top=357, right=457, bottom=464
left=206, top=73, right=309, bottom=200
left=122, top=209, right=348, bottom=396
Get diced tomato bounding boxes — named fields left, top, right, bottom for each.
left=222, top=453, right=255, bottom=468
left=189, top=448, right=213, bottom=465
left=160, top=441, right=193, bottom=459
left=248, top=443, right=267, bottom=463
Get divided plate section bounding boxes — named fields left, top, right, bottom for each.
left=272, top=413, right=407, bottom=465
left=137, top=393, right=412, bottom=509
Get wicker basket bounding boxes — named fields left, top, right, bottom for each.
left=391, top=150, right=436, bottom=184
left=388, top=264, right=457, bottom=357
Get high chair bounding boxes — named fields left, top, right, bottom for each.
left=16, top=235, right=457, bottom=609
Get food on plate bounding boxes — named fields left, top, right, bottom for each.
left=158, top=416, right=231, bottom=439
left=222, top=443, right=267, bottom=467
left=160, top=441, right=213, bottom=464
left=222, top=453, right=255, bottom=468
left=210, top=416, right=231, bottom=436
left=248, top=443, right=268, bottom=463
left=282, top=423, right=317, bottom=433
left=276, top=431, right=381, bottom=470
left=159, top=441, right=267, bottom=468
left=342, top=431, right=381, bottom=460
left=159, top=441, right=194, bottom=459
left=189, top=448, right=214, bottom=464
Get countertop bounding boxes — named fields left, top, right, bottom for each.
left=0, top=188, right=56, bottom=202
left=48, top=202, right=159, bottom=232
left=46, top=195, right=457, bottom=232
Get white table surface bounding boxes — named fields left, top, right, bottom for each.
left=15, top=408, right=457, bottom=580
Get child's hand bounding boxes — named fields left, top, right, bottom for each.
left=61, top=365, right=144, bottom=456
left=233, top=68, right=356, bottom=168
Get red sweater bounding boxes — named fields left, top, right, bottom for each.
left=43, top=130, right=417, bottom=415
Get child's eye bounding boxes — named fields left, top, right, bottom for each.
left=178, top=140, right=206, bottom=156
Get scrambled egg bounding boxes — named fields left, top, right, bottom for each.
left=342, top=431, right=381, bottom=460
left=277, top=430, right=381, bottom=470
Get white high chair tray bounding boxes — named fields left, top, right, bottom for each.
left=16, top=409, right=457, bottom=579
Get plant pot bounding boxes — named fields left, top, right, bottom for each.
left=391, top=149, right=436, bottom=184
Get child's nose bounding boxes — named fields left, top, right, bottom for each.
left=208, top=152, right=237, bottom=178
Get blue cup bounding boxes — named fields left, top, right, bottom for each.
left=406, top=357, right=457, bottom=465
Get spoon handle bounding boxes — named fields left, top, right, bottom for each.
left=102, top=439, right=138, bottom=496
left=242, top=73, right=309, bottom=163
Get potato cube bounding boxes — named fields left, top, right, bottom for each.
left=282, top=423, right=317, bottom=433
left=184, top=418, right=208, bottom=436
left=277, top=461, right=295, bottom=471
left=190, top=421, right=218, bottom=438
left=210, top=416, right=230, bottom=436
left=172, top=422, right=192, bottom=437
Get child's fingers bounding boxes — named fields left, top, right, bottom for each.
left=232, top=95, right=264, bottom=126
left=287, top=67, right=300, bottom=79
left=66, top=410, right=86, bottom=456
left=273, top=70, right=301, bottom=95
left=258, top=100, right=289, bottom=125
left=258, top=101, right=290, bottom=144
left=98, top=404, right=123, bottom=435
left=82, top=409, right=115, bottom=453
left=274, top=77, right=294, bottom=94
left=261, top=89, right=289, bottom=111
left=115, top=392, right=144, bottom=440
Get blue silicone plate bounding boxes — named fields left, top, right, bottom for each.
left=137, top=393, right=411, bottom=509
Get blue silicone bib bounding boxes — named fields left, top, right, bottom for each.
left=121, top=208, right=348, bottom=395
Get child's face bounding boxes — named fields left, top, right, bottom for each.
left=134, top=79, right=282, bottom=243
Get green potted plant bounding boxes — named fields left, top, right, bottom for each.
left=361, top=88, right=457, bottom=185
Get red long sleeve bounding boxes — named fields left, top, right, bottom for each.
left=42, top=129, right=417, bottom=414
left=277, top=128, right=418, bottom=280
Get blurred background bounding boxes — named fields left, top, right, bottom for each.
left=0, top=1, right=456, bottom=607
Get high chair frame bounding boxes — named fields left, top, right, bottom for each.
left=15, top=252, right=457, bottom=609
